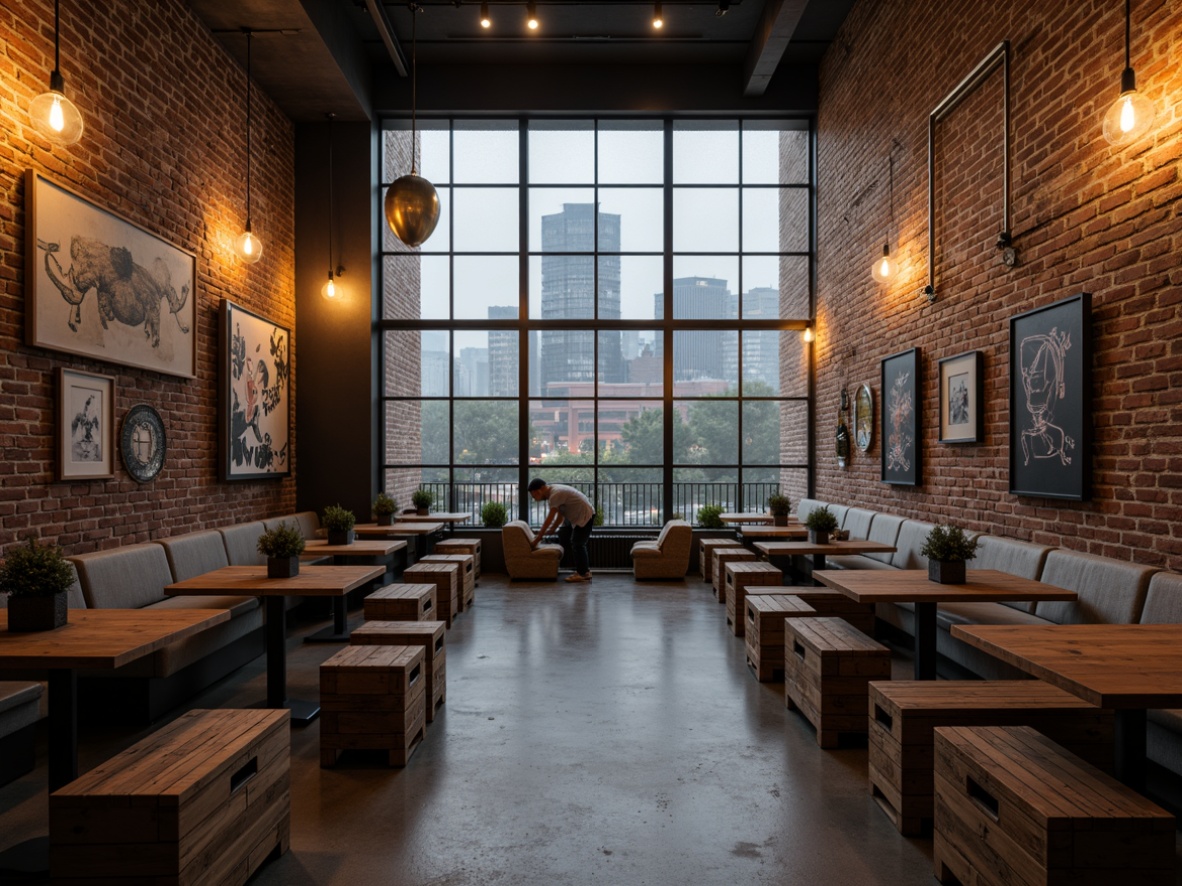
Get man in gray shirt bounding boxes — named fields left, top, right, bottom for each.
left=528, top=478, right=595, bottom=582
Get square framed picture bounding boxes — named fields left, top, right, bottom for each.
left=219, top=300, right=291, bottom=481
left=881, top=348, right=921, bottom=486
left=58, top=367, right=115, bottom=481
left=938, top=350, right=984, bottom=443
left=1009, top=293, right=1092, bottom=500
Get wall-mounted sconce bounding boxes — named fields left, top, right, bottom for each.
left=1102, top=0, right=1154, bottom=145
left=802, top=325, right=815, bottom=344
left=870, top=152, right=898, bottom=284
left=29, top=0, right=83, bottom=146
left=322, top=113, right=344, bottom=300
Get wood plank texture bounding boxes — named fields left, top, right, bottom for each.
left=363, top=583, right=438, bottom=622
left=418, top=554, right=475, bottom=610
left=699, top=538, right=740, bottom=583
left=435, top=539, right=482, bottom=579
left=725, top=562, right=782, bottom=637
left=165, top=565, right=385, bottom=598
left=402, top=564, right=461, bottom=628
left=712, top=549, right=756, bottom=601
left=350, top=621, right=447, bottom=724
left=813, top=569, right=1077, bottom=605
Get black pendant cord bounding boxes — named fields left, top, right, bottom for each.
left=1124, top=0, right=1131, bottom=70
left=327, top=112, right=335, bottom=274
left=410, top=4, right=419, bottom=175
left=53, top=0, right=61, bottom=75
left=885, top=154, right=894, bottom=249
left=245, top=30, right=253, bottom=228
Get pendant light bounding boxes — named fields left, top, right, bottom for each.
left=870, top=154, right=897, bottom=283
left=480, top=1, right=491, bottom=28
left=234, top=30, right=263, bottom=264
left=322, top=113, right=343, bottom=300
left=1102, top=0, right=1154, bottom=145
left=29, top=0, right=83, bottom=146
left=383, top=4, right=440, bottom=249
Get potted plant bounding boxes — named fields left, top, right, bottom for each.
left=767, top=493, right=792, bottom=526
left=0, top=537, right=75, bottom=631
left=480, top=500, right=508, bottom=528
left=804, top=505, right=839, bottom=545
left=322, top=504, right=357, bottom=546
left=594, top=504, right=605, bottom=527
left=921, top=524, right=979, bottom=585
left=373, top=492, right=397, bottom=526
left=696, top=504, right=725, bottom=529
left=257, top=521, right=306, bottom=579
left=411, top=488, right=436, bottom=516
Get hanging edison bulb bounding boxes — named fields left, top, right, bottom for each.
left=322, top=270, right=339, bottom=300
left=871, top=243, right=897, bottom=283
left=1102, top=72, right=1155, bottom=145
left=29, top=0, right=83, bottom=146
left=234, top=223, right=263, bottom=264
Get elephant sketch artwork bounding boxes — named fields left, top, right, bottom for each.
left=26, top=171, right=196, bottom=378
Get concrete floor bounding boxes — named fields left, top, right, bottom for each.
left=0, top=574, right=1012, bottom=883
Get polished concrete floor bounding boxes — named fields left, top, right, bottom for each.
left=9, top=570, right=1154, bottom=884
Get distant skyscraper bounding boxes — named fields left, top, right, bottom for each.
left=540, top=204, right=623, bottom=390
left=654, top=276, right=736, bottom=383
left=420, top=330, right=449, bottom=397
left=487, top=306, right=519, bottom=397
left=456, top=347, right=489, bottom=396
left=741, top=286, right=780, bottom=393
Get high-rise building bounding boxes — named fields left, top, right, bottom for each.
left=539, top=204, right=623, bottom=390
left=456, top=347, right=489, bottom=396
left=654, top=276, right=736, bottom=383
left=741, top=286, right=781, bottom=393
left=420, top=331, right=449, bottom=397
left=487, top=306, right=519, bottom=397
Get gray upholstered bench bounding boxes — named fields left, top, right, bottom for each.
left=0, top=680, right=44, bottom=786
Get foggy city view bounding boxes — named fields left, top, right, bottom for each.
left=381, top=120, right=811, bottom=525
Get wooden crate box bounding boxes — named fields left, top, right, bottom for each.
left=783, top=617, right=890, bottom=748
left=699, top=538, right=739, bottom=583
left=402, top=563, right=460, bottom=628
left=436, top=538, right=481, bottom=579
left=320, top=645, right=426, bottom=768
left=724, top=561, right=782, bottom=637
left=711, top=548, right=756, bottom=603
left=933, top=726, right=1173, bottom=886
left=351, top=620, right=447, bottom=723
left=363, top=583, right=438, bottom=623
left=418, top=553, right=475, bottom=611
left=744, top=594, right=818, bottom=681
left=788, top=589, right=877, bottom=636
left=870, top=681, right=1115, bottom=836
left=50, top=708, right=290, bottom=886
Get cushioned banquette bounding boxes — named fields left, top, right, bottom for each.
left=796, top=497, right=1182, bottom=780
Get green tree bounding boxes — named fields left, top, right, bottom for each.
left=454, top=401, right=519, bottom=464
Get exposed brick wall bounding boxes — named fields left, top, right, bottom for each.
left=0, top=0, right=296, bottom=556
left=814, top=0, right=1182, bottom=567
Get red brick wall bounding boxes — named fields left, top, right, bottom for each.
left=0, top=0, right=296, bottom=555
left=814, top=0, right=1182, bottom=567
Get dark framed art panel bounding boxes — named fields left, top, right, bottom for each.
left=881, top=348, right=921, bottom=486
left=57, top=367, right=115, bottom=481
left=25, top=170, right=196, bottom=379
left=220, top=300, right=291, bottom=481
left=938, top=350, right=983, bottom=444
left=1009, top=293, right=1091, bottom=500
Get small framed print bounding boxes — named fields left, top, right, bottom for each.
left=854, top=384, right=874, bottom=452
left=938, top=350, right=983, bottom=443
left=58, top=367, right=115, bottom=481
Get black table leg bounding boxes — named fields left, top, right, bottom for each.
left=913, top=601, right=937, bottom=680
left=1114, top=708, right=1147, bottom=791
left=265, top=595, right=319, bottom=725
left=47, top=668, right=77, bottom=791
left=811, top=553, right=827, bottom=586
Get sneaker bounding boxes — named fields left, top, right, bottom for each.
left=565, top=573, right=589, bottom=583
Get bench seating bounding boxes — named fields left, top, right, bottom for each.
left=0, top=680, right=44, bottom=787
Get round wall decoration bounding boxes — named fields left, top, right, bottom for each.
left=854, top=384, right=874, bottom=453
left=121, top=404, right=166, bottom=483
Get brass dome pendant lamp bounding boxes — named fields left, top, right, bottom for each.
left=384, top=4, right=439, bottom=248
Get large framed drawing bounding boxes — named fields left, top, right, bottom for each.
left=938, top=350, right=983, bottom=443
left=1009, top=293, right=1091, bottom=500
left=25, top=170, right=196, bottom=379
left=881, top=348, right=921, bottom=486
left=57, top=367, right=115, bottom=481
left=220, top=300, right=291, bottom=481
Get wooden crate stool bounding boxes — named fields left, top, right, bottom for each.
left=783, top=616, right=890, bottom=748
left=744, top=594, right=819, bottom=681
left=363, top=583, right=438, bottom=623
left=711, top=547, right=756, bottom=604
left=788, top=588, right=877, bottom=636
left=725, top=561, right=782, bottom=636
left=352, top=620, right=447, bottom=723
left=320, top=645, right=426, bottom=768
left=402, top=562, right=460, bottom=628
left=50, top=708, right=290, bottom=885
left=436, top=537, right=481, bottom=580
left=699, top=538, right=738, bottom=583
left=870, top=681, right=1115, bottom=837
left=418, top=553, right=475, bottom=611
left=933, top=726, right=1173, bottom=886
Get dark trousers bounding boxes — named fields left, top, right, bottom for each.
left=557, top=519, right=593, bottom=575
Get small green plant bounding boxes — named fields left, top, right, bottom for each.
left=594, top=504, right=605, bottom=526
left=921, top=524, right=979, bottom=562
left=256, top=522, right=306, bottom=559
left=671, top=512, right=684, bottom=521
left=411, top=488, right=436, bottom=511
left=373, top=492, right=397, bottom=517
left=804, top=506, right=838, bottom=533
left=696, top=504, right=725, bottom=529
left=481, top=501, right=509, bottom=527
left=767, top=493, right=791, bottom=517
left=322, top=504, right=357, bottom=533
left=0, top=537, right=75, bottom=599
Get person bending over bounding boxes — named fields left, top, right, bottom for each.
left=527, top=479, right=595, bottom=582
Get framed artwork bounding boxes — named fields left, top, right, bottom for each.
left=220, top=300, right=291, bottom=481
left=881, top=348, right=921, bottom=486
left=1009, top=293, right=1092, bottom=500
left=121, top=404, right=167, bottom=483
left=57, top=367, right=115, bottom=481
left=25, top=170, right=197, bottom=379
left=854, top=384, right=874, bottom=452
left=938, top=350, right=984, bottom=443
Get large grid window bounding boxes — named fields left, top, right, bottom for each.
left=381, top=119, right=812, bottom=526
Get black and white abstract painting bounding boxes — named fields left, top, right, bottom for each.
left=220, top=300, right=291, bottom=481
left=58, top=367, right=114, bottom=481
left=881, top=348, right=921, bottom=486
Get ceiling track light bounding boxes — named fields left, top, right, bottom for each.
left=1102, top=0, right=1154, bottom=145
left=652, top=1, right=664, bottom=29
left=480, top=0, right=491, bottom=28
left=526, top=1, right=539, bottom=30
left=234, top=30, right=263, bottom=264
left=29, top=0, right=83, bottom=146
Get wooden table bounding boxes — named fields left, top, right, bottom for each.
left=0, top=608, right=230, bottom=790
left=952, top=623, right=1182, bottom=789
left=756, top=538, right=897, bottom=580
left=400, top=512, right=471, bottom=524
left=165, top=565, right=383, bottom=725
left=719, top=513, right=774, bottom=524
left=739, top=525, right=808, bottom=541
left=356, top=521, right=445, bottom=558
left=301, top=538, right=407, bottom=642
left=813, top=569, right=1077, bottom=681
